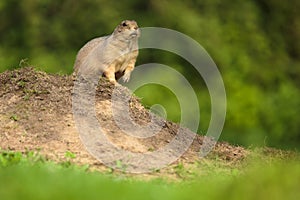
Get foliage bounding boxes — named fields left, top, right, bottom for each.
left=0, top=150, right=299, bottom=200
left=0, top=0, right=299, bottom=149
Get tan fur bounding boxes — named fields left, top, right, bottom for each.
left=73, top=20, right=140, bottom=84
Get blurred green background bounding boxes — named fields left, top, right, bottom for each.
left=0, top=0, right=299, bottom=149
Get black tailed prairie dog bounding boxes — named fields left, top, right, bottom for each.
left=74, top=20, right=140, bottom=84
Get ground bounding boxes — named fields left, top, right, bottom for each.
left=0, top=67, right=246, bottom=176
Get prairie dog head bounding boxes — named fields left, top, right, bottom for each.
left=113, top=20, right=140, bottom=41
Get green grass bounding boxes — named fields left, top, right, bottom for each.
left=0, top=150, right=299, bottom=200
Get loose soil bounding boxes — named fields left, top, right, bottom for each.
left=0, top=67, right=246, bottom=175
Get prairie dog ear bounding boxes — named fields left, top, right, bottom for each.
left=118, top=26, right=122, bottom=32
left=115, top=24, right=123, bottom=33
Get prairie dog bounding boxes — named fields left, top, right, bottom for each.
left=73, top=20, right=140, bottom=84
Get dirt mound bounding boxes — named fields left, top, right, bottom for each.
left=0, top=67, right=246, bottom=172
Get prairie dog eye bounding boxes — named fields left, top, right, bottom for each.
left=122, top=22, right=127, bottom=26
